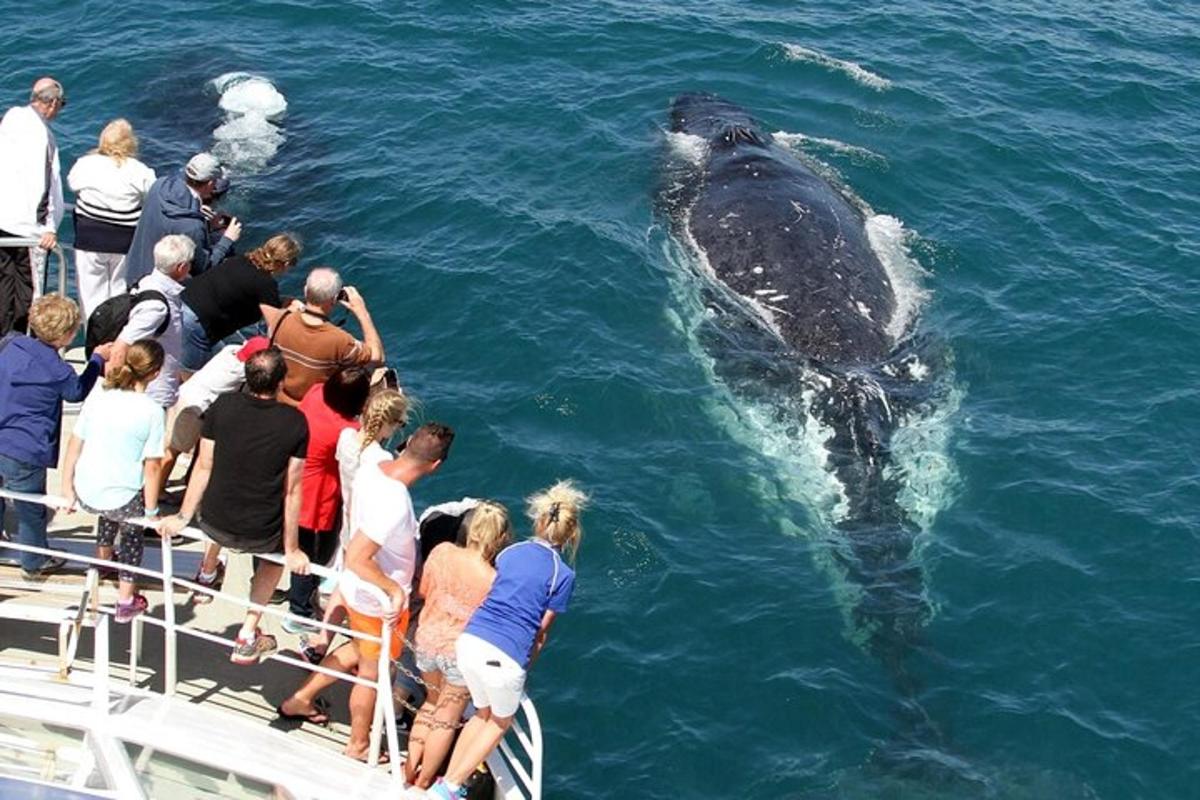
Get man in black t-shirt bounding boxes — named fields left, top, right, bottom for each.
left=159, top=347, right=310, bottom=665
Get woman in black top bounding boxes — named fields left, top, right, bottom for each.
left=180, top=233, right=299, bottom=371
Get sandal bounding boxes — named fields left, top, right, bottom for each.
left=276, top=697, right=330, bottom=726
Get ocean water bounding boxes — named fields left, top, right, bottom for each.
left=8, top=1, right=1200, bottom=797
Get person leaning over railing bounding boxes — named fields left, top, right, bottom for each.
left=405, top=501, right=512, bottom=790
left=60, top=339, right=165, bottom=622
left=124, top=152, right=241, bottom=284
left=66, top=118, right=156, bottom=319
left=277, top=423, right=453, bottom=762
left=427, top=481, right=588, bottom=800
left=158, top=346, right=311, bottom=665
left=0, top=77, right=67, bottom=336
left=179, top=233, right=299, bottom=373
left=0, top=294, right=109, bottom=577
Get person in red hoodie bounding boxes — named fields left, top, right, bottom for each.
left=284, top=366, right=371, bottom=631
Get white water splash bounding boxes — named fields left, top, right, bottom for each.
left=665, top=131, right=708, bottom=166
left=772, top=130, right=888, bottom=169
left=209, top=72, right=287, bottom=173
left=866, top=214, right=930, bottom=342
left=779, top=44, right=893, bottom=91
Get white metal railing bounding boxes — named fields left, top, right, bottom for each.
left=0, top=486, right=544, bottom=799
left=0, top=236, right=70, bottom=301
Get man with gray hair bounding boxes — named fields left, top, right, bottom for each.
left=0, top=77, right=67, bottom=335
left=109, top=234, right=193, bottom=408
left=124, top=151, right=242, bottom=284
left=261, top=266, right=383, bottom=405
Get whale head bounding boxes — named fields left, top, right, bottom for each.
left=670, top=92, right=767, bottom=149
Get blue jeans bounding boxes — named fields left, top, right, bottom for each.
left=180, top=302, right=215, bottom=372
left=0, top=453, right=51, bottom=571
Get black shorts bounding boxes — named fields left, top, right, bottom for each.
left=198, top=515, right=281, bottom=555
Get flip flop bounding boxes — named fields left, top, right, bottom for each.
left=276, top=697, right=330, bottom=726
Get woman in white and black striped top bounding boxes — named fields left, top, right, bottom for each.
left=67, top=119, right=156, bottom=319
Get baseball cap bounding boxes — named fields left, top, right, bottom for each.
left=185, top=152, right=224, bottom=182
left=236, top=336, right=270, bottom=362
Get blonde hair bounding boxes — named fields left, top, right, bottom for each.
left=247, top=233, right=301, bottom=275
left=28, top=294, right=80, bottom=344
left=358, top=389, right=409, bottom=454
left=96, top=118, right=138, bottom=164
left=465, top=501, right=513, bottom=564
left=527, top=480, right=588, bottom=563
left=104, top=340, right=164, bottom=391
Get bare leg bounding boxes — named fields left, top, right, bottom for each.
left=406, top=670, right=444, bottom=785
left=241, top=560, right=283, bottom=638
left=306, top=588, right=347, bottom=653
left=444, top=708, right=512, bottom=787
left=281, top=641, right=358, bottom=716
left=415, top=681, right=471, bottom=788
left=344, top=641, right=379, bottom=759
left=199, top=541, right=223, bottom=574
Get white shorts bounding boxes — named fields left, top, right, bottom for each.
left=455, top=633, right=526, bottom=718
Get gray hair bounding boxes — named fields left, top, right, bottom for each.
left=153, top=234, right=196, bottom=274
left=30, top=79, right=65, bottom=105
left=304, top=267, right=343, bottom=305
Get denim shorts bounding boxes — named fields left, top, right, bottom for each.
left=415, top=649, right=465, bottom=686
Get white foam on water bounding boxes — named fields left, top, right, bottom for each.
left=665, top=131, right=708, bottom=166
left=865, top=214, right=930, bottom=342
left=772, top=130, right=888, bottom=169
left=779, top=43, right=893, bottom=91
left=208, top=72, right=287, bottom=173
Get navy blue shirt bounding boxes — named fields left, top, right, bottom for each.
left=0, top=335, right=103, bottom=467
left=464, top=539, right=575, bottom=667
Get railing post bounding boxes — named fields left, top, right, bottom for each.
left=161, top=530, right=177, bottom=696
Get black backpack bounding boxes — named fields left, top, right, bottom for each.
left=85, top=287, right=170, bottom=357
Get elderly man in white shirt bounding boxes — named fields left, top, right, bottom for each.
left=109, top=235, right=192, bottom=409
left=0, top=77, right=66, bottom=335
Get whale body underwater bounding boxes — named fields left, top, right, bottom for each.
left=662, top=93, right=941, bottom=696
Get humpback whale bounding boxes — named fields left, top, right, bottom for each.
left=662, top=93, right=939, bottom=705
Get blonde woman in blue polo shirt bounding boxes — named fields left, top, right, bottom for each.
left=427, top=480, right=587, bottom=800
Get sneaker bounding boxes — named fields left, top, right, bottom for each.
left=230, top=630, right=278, bottom=665
left=424, top=779, right=465, bottom=800
left=21, top=556, right=67, bottom=580
left=114, top=594, right=149, bottom=623
left=281, top=616, right=320, bottom=635
left=191, top=562, right=225, bottom=605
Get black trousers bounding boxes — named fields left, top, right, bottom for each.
left=0, top=232, right=33, bottom=336
left=288, top=526, right=340, bottom=619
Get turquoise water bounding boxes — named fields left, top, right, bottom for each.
left=11, top=1, right=1200, bottom=797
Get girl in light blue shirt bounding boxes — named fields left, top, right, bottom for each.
left=62, top=339, right=165, bottom=623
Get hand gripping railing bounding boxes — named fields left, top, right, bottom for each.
left=0, top=487, right=403, bottom=785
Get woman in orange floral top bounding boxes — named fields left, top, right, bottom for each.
left=405, top=501, right=512, bottom=788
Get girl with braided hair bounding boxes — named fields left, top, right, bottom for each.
left=61, top=339, right=166, bottom=622
left=427, top=480, right=588, bottom=800
left=293, top=388, right=409, bottom=663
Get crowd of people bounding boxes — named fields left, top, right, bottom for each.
left=0, top=75, right=587, bottom=798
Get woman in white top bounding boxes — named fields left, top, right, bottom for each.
left=67, top=119, right=156, bottom=318
left=299, top=388, right=409, bottom=663
left=61, top=340, right=165, bottom=623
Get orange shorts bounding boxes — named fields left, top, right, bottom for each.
left=347, top=606, right=408, bottom=662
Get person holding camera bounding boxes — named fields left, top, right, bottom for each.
left=261, top=266, right=384, bottom=406
left=124, top=152, right=242, bottom=284
left=178, top=233, right=300, bottom=371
